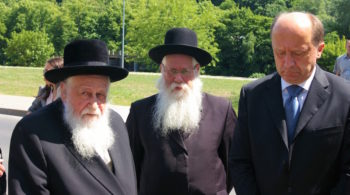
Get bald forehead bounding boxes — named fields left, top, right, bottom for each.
left=272, top=12, right=312, bottom=34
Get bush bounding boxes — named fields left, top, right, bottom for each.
left=318, top=32, right=347, bottom=72
left=249, top=72, right=266, bottom=78
left=4, top=30, right=54, bottom=66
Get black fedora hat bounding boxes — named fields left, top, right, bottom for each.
left=149, top=28, right=212, bottom=66
left=45, top=39, right=128, bottom=83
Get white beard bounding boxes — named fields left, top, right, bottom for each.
left=63, top=101, right=115, bottom=160
left=153, top=76, right=203, bottom=136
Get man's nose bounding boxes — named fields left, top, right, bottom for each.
left=88, top=95, right=100, bottom=107
left=284, top=53, right=295, bottom=67
left=173, top=72, right=184, bottom=83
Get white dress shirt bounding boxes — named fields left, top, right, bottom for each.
left=281, top=66, right=316, bottom=109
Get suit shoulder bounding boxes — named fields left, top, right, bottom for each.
left=12, top=102, right=61, bottom=141
left=336, top=54, right=346, bottom=61
left=204, top=93, right=231, bottom=107
left=108, top=109, right=129, bottom=135
left=109, top=109, right=125, bottom=123
left=203, top=93, right=236, bottom=115
left=242, top=72, right=278, bottom=92
left=323, top=70, right=350, bottom=96
left=130, top=94, right=157, bottom=109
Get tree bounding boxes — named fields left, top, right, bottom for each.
left=333, top=0, right=350, bottom=38
left=234, top=0, right=292, bottom=14
left=4, top=30, right=55, bottom=66
left=96, top=0, right=124, bottom=52
left=48, top=10, right=78, bottom=55
left=0, top=2, right=10, bottom=64
left=318, top=31, right=347, bottom=72
left=5, top=1, right=57, bottom=37
left=211, top=0, right=273, bottom=76
left=290, top=0, right=324, bottom=14
left=255, top=0, right=288, bottom=17
left=241, top=32, right=255, bottom=65
left=126, top=0, right=221, bottom=72
left=4, top=0, right=67, bottom=56
left=62, top=0, right=102, bottom=40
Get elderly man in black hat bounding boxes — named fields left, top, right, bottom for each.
left=8, top=39, right=137, bottom=195
left=126, top=27, right=237, bottom=195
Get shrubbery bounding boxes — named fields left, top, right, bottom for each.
left=4, top=30, right=54, bottom=66
left=0, top=0, right=348, bottom=76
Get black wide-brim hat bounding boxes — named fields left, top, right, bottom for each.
left=45, top=39, right=128, bottom=83
left=149, top=28, right=212, bottom=66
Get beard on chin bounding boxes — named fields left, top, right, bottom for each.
left=153, top=76, right=203, bottom=136
left=63, top=100, right=115, bottom=160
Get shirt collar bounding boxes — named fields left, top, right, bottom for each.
left=281, top=65, right=316, bottom=91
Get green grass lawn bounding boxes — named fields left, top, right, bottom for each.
left=0, top=66, right=253, bottom=111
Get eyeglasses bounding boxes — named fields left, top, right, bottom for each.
left=162, top=64, right=195, bottom=78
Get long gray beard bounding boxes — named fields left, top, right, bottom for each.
left=153, top=76, right=203, bottom=136
left=63, top=102, right=115, bottom=160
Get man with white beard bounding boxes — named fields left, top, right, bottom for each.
left=126, top=28, right=237, bottom=195
left=8, top=39, right=137, bottom=195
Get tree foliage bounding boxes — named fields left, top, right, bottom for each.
left=5, top=1, right=57, bottom=36
left=210, top=0, right=273, bottom=76
left=4, top=30, right=54, bottom=66
left=126, top=0, right=221, bottom=72
left=0, top=0, right=347, bottom=77
left=318, top=32, right=347, bottom=72
left=333, top=0, right=350, bottom=38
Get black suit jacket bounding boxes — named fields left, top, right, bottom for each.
left=126, top=93, right=237, bottom=195
left=8, top=99, right=137, bottom=195
left=230, top=66, right=350, bottom=195
left=0, top=172, right=5, bottom=195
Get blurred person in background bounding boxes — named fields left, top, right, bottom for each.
left=28, top=57, right=63, bottom=114
left=333, top=39, right=350, bottom=80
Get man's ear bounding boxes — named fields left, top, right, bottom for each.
left=159, top=64, right=163, bottom=73
left=60, top=82, right=67, bottom=102
left=195, top=64, right=200, bottom=72
left=316, top=42, right=325, bottom=59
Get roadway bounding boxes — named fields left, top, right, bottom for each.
left=0, top=114, right=20, bottom=173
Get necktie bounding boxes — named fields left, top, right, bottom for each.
left=285, top=85, right=303, bottom=145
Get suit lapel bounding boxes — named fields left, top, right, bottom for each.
left=294, top=66, right=330, bottom=139
left=264, top=73, right=289, bottom=149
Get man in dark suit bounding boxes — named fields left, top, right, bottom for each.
left=126, top=28, right=237, bottom=195
left=8, top=40, right=137, bottom=195
left=230, top=12, right=350, bottom=195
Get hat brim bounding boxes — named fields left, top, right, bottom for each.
left=149, top=45, right=212, bottom=66
left=44, top=65, right=128, bottom=83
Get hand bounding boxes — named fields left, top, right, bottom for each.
left=0, top=160, right=5, bottom=177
